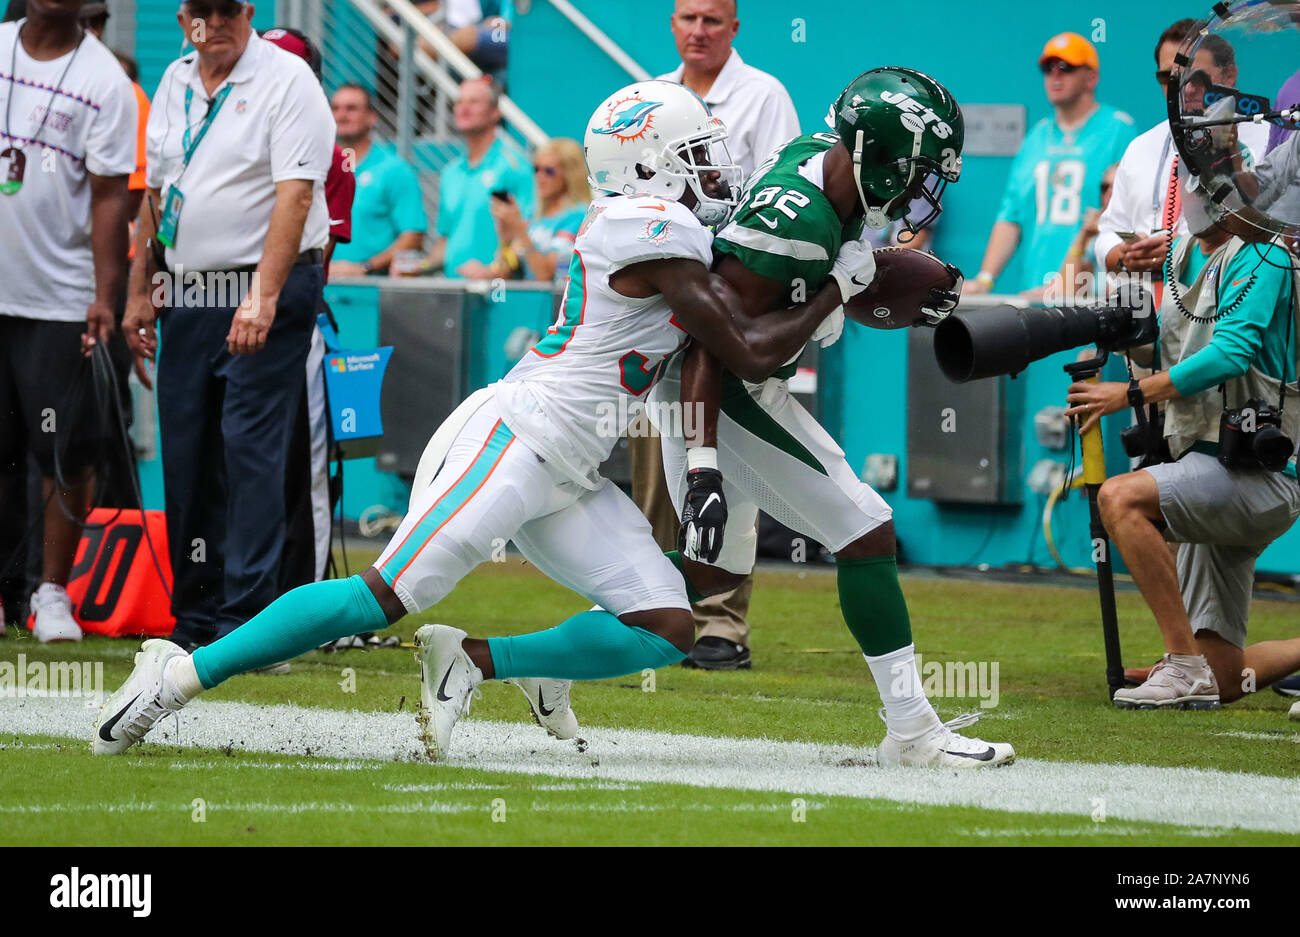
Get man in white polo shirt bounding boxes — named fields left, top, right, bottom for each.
left=0, top=0, right=136, bottom=642
left=630, top=0, right=799, bottom=670
left=122, top=0, right=333, bottom=655
left=658, top=0, right=798, bottom=177
left=1096, top=21, right=1268, bottom=278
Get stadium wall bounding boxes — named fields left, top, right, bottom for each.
left=126, top=0, right=1300, bottom=574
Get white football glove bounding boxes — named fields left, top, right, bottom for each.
left=830, top=238, right=877, bottom=303
left=810, top=306, right=845, bottom=348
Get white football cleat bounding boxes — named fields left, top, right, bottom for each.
left=93, top=640, right=192, bottom=754
left=31, top=583, right=82, bottom=643
left=413, top=624, right=482, bottom=762
left=876, top=711, right=1015, bottom=769
left=505, top=677, right=579, bottom=739
left=1289, top=700, right=1299, bottom=722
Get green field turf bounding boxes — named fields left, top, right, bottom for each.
left=2, top=557, right=1298, bottom=845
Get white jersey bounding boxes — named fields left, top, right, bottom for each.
left=495, top=195, right=713, bottom=488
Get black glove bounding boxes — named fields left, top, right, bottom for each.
left=678, top=467, right=727, bottom=564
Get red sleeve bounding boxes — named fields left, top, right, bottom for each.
left=326, top=144, right=356, bottom=244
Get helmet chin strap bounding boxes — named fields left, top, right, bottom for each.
left=852, top=130, right=889, bottom=229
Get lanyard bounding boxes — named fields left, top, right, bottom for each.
left=181, top=82, right=232, bottom=166
left=3, top=23, right=85, bottom=151
left=1151, top=129, right=1174, bottom=217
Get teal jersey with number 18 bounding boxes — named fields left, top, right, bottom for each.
left=995, top=103, right=1135, bottom=293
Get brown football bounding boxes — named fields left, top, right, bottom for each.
left=843, top=247, right=960, bottom=330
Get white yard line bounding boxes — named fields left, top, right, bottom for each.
left=2, top=695, right=1297, bottom=834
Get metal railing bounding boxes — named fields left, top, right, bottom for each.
left=276, top=0, right=549, bottom=233
left=546, top=0, right=651, bottom=81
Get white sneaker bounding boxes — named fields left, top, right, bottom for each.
left=1112, top=654, right=1220, bottom=710
left=505, top=677, right=579, bottom=739
left=876, top=712, right=1016, bottom=768
left=31, top=583, right=82, bottom=643
left=413, top=624, right=482, bottom=762
left=93, top=640, right=193, bottom=755
left=1289, top=700, right=1299, bottom=722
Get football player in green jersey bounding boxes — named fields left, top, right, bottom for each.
left=666, top=67, right=1015, bottom=768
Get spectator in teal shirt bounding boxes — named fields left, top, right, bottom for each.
left=460, top=137, right=590, bottom=282
left=329, top=84, right=427, bottom=276
left=965, top=32, right=1135, bottom=299
left=424, top=77, right=533, bottom=278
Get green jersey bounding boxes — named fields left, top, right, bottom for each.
left=714, top=132, right=861, bottom=293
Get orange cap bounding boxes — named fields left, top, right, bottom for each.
left=1039, top=32, right=1099, bottom=71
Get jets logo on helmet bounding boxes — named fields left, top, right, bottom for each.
left=591, top=98, right=664, bottom=144
left=583, top=80, right=741, bottom=226
left=827, top=67, right=965, bottom=237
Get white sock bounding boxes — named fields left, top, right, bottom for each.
left=864, top=644, right=941, bottom=738
left=164, top=654, right=204, bottom=702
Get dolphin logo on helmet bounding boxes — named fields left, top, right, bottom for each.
left=583, top=80, right=741, bottom=226
left=592, top=100, right=665, bottom=142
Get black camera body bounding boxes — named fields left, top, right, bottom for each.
left=1219, top=399, right=1295, bottom=472
left=1120, top=411, right=1173, bottom=467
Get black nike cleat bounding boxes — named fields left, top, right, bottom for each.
left=682, top=636, right=752, bottom=670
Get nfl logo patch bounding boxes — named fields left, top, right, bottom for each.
left=236, top=99, right=248, bottom=113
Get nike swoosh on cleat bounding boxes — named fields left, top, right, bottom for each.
left=944, top=746, right=996, bottom=761
left=98, top=693, right=141, bottom=742
left=536, top=687, right=555, bottom=717
left=436, top=667, right=455, bottom=702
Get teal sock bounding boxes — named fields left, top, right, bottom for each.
left=192, top=575, right=388, bottom=688
left=663, top=550, right=707, bottom=604
left=487, top=610, right=685, bottom=680
left=837, top=555, right=913, bottom=656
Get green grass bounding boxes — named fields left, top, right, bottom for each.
left=5, top=732, right=1293, bottom=846
left=3, top=556, right=1298, bottom=845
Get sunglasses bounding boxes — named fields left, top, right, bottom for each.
left=1041, top=60, right=1082, bottom=75
left=1155, top=69, right=1173, bottom=85
left=186, top=1, right=245, bottom=18
left=533, top=165, right=559, bottom=177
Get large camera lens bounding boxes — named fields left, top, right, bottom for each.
left=935, top=304, right=1134, bottom=383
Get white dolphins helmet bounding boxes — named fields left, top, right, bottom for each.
left=584, top=80, right=741, bottom=225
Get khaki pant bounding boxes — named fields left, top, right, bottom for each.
left=628, top=417, right=753, bottom=646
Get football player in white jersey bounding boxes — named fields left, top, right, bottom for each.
left=93, top=81, right=878, bottom=760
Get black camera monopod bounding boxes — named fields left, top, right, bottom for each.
left=934, top=291, right=1156, bottom=699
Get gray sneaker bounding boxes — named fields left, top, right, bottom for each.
left=1113, top=654, right=1220, bottom=710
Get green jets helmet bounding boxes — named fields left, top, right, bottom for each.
left=825, top=67, right=964, bottom=235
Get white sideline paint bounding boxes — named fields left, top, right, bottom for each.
left=2, top=695, right=1297, bottom=834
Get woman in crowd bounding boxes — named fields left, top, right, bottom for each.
left=461, top=137, right=590, bottom=282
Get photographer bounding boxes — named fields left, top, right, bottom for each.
left=1064, top=168, right=1300, bottom=710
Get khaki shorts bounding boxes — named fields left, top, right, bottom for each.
left=1144, top=451, right=1300, bottom=648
